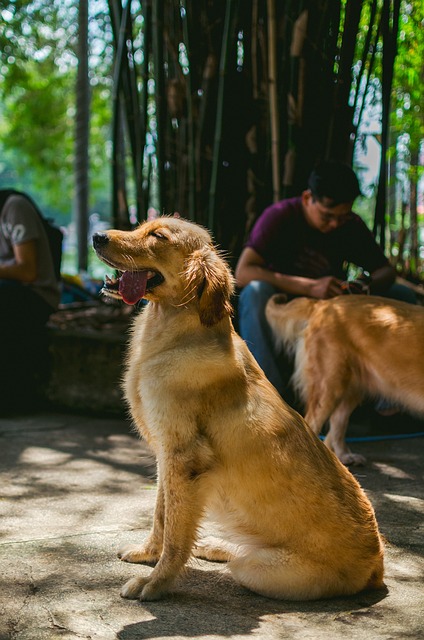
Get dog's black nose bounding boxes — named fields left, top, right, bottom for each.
left=92, top=232, right=109, bottom=249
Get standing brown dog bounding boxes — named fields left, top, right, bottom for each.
left=93, top=217, right=384, bottom=602
left=266, top=293, right=424, bottom=465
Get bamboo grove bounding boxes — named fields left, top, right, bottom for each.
left=107, top=0, right=421, bottom=272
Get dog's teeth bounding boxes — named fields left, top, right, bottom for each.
left=105, top=274, right=119, bottom=286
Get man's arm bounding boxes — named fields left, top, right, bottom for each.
left=235, top=247, right=344, bottom=299
left=0, top=240, right=38, bottom=283
left=369, top=263, right=396, bottom=294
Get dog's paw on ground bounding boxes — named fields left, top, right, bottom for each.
left=340, top=451, right=367, bottom=466
left=117, top=544, right=160, bottom=565
left=121, top=576, right=169, bottom=601
left=120, top=576, right=150, bottom=599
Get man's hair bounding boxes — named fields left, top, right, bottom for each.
left=307, top=161, right=361, bottom=206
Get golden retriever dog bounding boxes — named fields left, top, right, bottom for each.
left=92, top=217, right=384, bottom=602
left=266, top=294, right=424, bottom=466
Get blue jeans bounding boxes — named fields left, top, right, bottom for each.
left=238, top=280, right=417, bottom=396
left=238, top=281, right=287, bottom=394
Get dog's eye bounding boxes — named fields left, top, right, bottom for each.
left=150, top=231, right=167, bottom=240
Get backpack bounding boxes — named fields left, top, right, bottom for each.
left=0, top=189, right=63, bottom=281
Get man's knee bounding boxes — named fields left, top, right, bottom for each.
left=239, top=281, right=277, bottom=309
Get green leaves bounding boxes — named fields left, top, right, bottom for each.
left=0, top=0, right=112, bottom=217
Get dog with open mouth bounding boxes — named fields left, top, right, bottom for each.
left=92, top=216, right=384, bottom=602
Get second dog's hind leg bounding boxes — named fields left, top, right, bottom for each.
left=302, top=373, right=345, bottom=438
left=325, top=394, right=365, bottom=466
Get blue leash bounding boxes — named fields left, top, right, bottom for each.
left=320, top=432, right=424, bottom=443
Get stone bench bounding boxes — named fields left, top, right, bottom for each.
left=45, top=326, right=127, bottom=415
left=43, top=303, right=135, bottom=415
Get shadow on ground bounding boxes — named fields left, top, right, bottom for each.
left=0, top=409, right=422, bottom=640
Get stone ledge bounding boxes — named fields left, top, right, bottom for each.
left=45, top=328, right=128, bottom=415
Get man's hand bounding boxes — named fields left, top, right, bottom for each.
left=309, top=276, right=343, bottom=299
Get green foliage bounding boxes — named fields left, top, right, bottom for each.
left=391, top=2, right=424, bottom=150
left=0, top=0, right=113, bottom=222
left=0, top=0, right=422, bottom=276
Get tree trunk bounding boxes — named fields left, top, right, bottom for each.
left=409, top=146, right=419, bottom=273
left=387, top=132, right=397, bottom=260
left=396, top=197, right=407, bottom=272
left=373, top=0, right=401, bottom=247
left=104, top=1, right=409, bottom=264
left=74, top=0, right=90, bottom=272
left=326, top=0, right=362, bottom=162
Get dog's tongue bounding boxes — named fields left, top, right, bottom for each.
left=119, top=271, right=148, bottom=305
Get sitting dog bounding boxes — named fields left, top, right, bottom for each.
left=266, top=294, right=424, bottom=466
left=93, top=217, right=384, bottom=602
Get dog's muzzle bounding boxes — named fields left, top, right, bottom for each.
left=92, top=233, right=164, bottom=305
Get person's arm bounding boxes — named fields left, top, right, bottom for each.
left=345, top=215, right=397, bottom=294
left=235, top=247, right=344, bottom=299
left=369, top=263, right=396, bottom=294
left=0, top=240, right=38, bottom=283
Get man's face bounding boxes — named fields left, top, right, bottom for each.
left=302, top=190, right=353, bottom=233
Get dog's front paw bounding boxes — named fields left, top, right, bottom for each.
left=139, top=581, right=168, bottom=601
left=120, top=576, right=149, bottom=599
left=120, top=576, right=167, bottom=601
left=118, top=544, right=160, bottom=565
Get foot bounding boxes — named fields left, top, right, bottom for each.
left=118, top=544, right=160, bottom=565
left=338, top=450, right=367, bottom=466
left=192, top=536, right=234, bottom=562
left=121, top=575, right=173, bottom=601
left=374, top=398, right=400, bottom=417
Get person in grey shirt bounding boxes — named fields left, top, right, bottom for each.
left=0, top=191, right=61, bottom=409
left=0, top=191, right=60, bottom=328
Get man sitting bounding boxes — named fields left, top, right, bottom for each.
left=235, top=161, right=415, bottom=396
left=0, top=190, right=61, bottom=409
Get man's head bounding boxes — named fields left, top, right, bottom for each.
left=302, top=161, right=361, bottom=233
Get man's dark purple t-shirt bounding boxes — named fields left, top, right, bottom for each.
left=246, top=197, right=389, bottom=280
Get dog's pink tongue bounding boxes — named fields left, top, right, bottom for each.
left=119, top=271, right=148, bottom=305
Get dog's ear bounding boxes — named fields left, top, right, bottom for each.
left=184, top=246, right=234, bottom=326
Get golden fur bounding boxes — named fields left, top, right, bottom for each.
left=94, top=217, right=384, bottom=602
left=266, top=294, right=424, bottom=465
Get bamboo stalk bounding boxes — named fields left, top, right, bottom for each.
left=195, top=40, right=217, bottom=187
left=108, top=0, right=145, bottom=226
left=374, top=0, right=401, bottom=248
left=352, top=0, right=378, bottom=128
left=208, top=0, right=238, bottom=233
left=109, top=0, right=129, bottom=228
left=355, top=17, right=381, bottom=136
left=180, top=0, right=196, bottom=220
left=267, top=0, right=280, bottom=202
left=251, top=0, right=258, bottom=100
left=152, top=0, right=166, bottom=214
left=124, top=4, right=144, bottom=222
left=140, top=0, right=152, bottom=219
left=75, top=0, right=90, bottom=271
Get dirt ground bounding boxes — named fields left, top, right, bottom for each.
left=0, top=408, right=423, bottom=640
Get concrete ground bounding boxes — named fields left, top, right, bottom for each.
left=0, top=407, right=423, bottom=640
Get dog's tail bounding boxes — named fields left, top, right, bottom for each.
left=265, top=294, right=317, bottom=356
